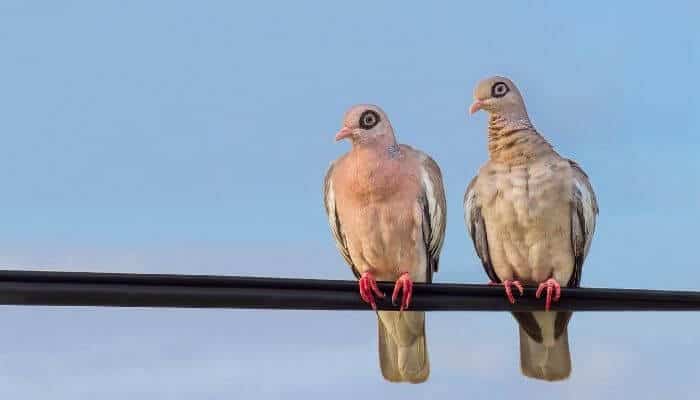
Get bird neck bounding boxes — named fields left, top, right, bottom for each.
left=487, top=113, right=553, bottom=165
left=347, top=135, right=403, bottom=197
left=352, top=133, right=401, bottom=159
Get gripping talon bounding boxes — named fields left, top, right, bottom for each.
left=536, top=278, right=562, bottom=311
left=391, top=280, right=401, bottom=305
left=359, top=272, right=384, bottom=310
left=494, top=280, right=524, bottom=304
left=392, top=272, right=414, bottom=311
left=513, top=281, right=524, bottom=296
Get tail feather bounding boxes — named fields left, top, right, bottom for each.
left=519, top=325, right=571, bottom=381
left=377, top=311, right=429, bottom=383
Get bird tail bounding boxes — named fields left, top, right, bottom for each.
left=377, top=310, right=429, bottom=383
left=519, top=325, right=571, bottom=381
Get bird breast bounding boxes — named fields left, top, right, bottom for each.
left=334, top=152, right=425, bottom=278
left=479, top=158, right=574, bottom=282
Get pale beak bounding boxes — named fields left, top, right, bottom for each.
left=469, top=100, right=484, bottom=115
left=335, top=126, right=353, bottom=141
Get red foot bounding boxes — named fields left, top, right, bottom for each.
left=391, top=272, right=413, bottom=311
left=536, top=278, right=562, bottom=311
left=359, top=272, right=385, bottom=310
left=489, top=280, right=524, bottom=304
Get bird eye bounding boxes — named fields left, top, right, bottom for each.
left=359, top=110, right=380, bottom=129
left=491, top=82, right=509, bottom=98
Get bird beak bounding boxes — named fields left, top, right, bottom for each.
left=335, top=126, right=353, bottom=141
left=469, top=100, right=484, bottom=115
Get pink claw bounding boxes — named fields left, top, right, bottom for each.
left=359, top=272, right=385, bottom=310
left=391, top=272, right=413, bottom=311
left=504, top=280, right=524, bottom=304
left=491, top=280, right=524, bottom=304
left=536, top=278, right=562, bottom=311
left=494, top=279, right=523, bottom=304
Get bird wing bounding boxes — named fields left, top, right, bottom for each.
left=464, top=175, right=499, bottom=283
left=566, top=159, right=598, bottom=287
left=323, top=160, right=359, bottom=278
left=415, top=151, right=447, bottom=282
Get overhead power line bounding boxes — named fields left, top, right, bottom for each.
left=0, top=269, right=697, bottom=311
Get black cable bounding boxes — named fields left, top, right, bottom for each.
left=0, top=269, right=698, bottom=311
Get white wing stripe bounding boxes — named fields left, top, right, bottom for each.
left=573, top=176, right=597, bottom=257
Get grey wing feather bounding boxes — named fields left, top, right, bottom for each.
left=567, top=160, right=598, bottom=287
left=323, top=161, right=359, bottom=278
left=416, top=152, right=447, bottom=282
left=464, top=176, right=499, bottom=283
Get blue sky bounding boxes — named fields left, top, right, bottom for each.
left=0, top=1, right=698, bottom=398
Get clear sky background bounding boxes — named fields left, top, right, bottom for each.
left=0, top=1, right=698, bottom=398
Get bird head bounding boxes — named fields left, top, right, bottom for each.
left=469, top=76, right=529, bottom=120
left=335, top=104, right=395, bottom=144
